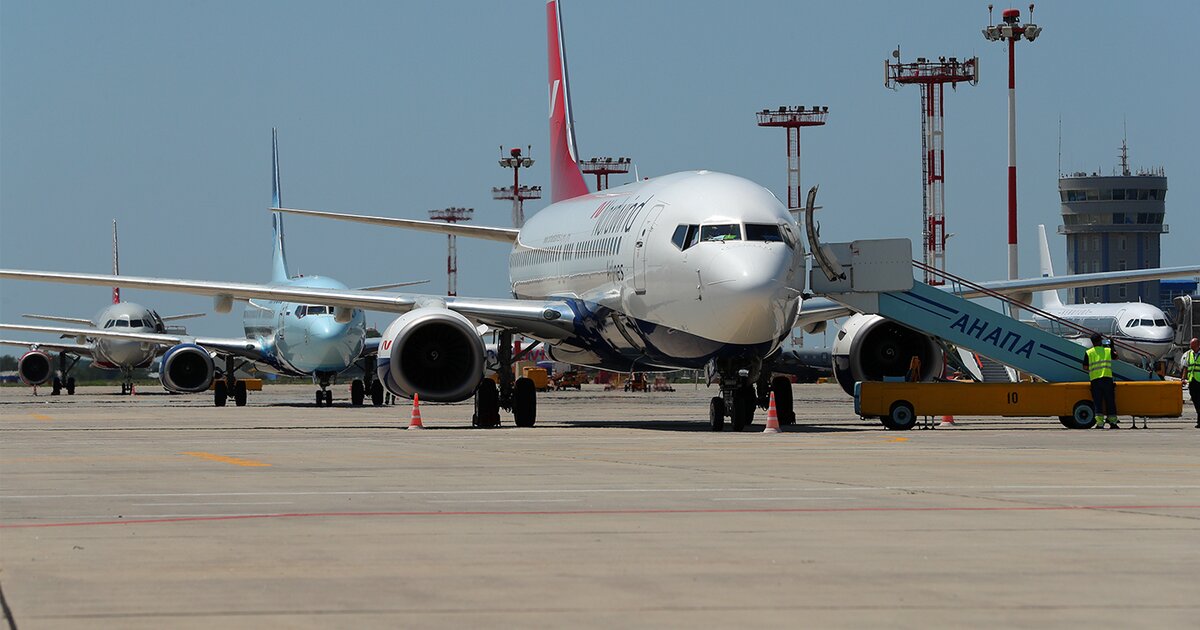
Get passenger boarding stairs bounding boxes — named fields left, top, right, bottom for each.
left=807, top=237, right=1160, bottom=384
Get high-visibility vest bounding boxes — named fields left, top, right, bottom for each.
left=1185, top=350, right=1200, bottom=383
left=1086, top=346, right=1113, bottom=380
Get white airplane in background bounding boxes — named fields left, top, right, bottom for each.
left=1032, top=224, right=1174, bottom=360
left=0, top=220, right=203, bottom=395
left=2, top=1, right=1198, bottom=430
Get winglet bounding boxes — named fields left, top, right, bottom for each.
left=270, top=128, right=290, bottom=282
left=112, top=219, right=121, bottom=304
left=1036, top=224, right=1063, bottom=308
left=546, top=0, right=590, bottom=204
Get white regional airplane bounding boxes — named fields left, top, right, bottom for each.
left=2, top=1, right=1197, bottom=429
left=1033, top=224, right=1174, bottom=360
left=0, top=220, right=203, bottom=395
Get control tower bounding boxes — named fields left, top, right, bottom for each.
left=1058, top=140, right=1167, bottom=304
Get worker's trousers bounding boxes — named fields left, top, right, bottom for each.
left=1090, top=377, right=1117, bottom=418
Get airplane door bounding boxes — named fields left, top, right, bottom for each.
left=633, top=204, right=665, bottom=295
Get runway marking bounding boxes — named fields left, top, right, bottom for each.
left=3, top=485, right=1200, bottom=500
left=710, top=497, right=857, bottom=502
left=3, top=504, right=1199, bottom=529
left=30, top=413, right=52, bottom=421
left=179, top=452, right=270, bottom=467
left=130, top=502, right=295, bottom=507
left=426, top=499, right=581, bottom=504
left=886, top=437, right=909, bottom=443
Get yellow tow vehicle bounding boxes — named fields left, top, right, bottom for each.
left=855, top=381, right=1181, bottom=430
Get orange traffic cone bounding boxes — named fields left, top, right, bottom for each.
left=763, top=391, right=780, bottom=434
left=408, top=393, right=424, bottom=430
left=939, top=415, right=956, bottom=427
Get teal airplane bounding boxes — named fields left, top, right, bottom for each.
left=0, top=130, right=422, bottom=407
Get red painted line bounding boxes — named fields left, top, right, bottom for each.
left=3, top=505, right=1199, bottom=529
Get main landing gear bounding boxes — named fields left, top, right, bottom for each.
left=472, top=331, right=537, bottom=428
left=708, top=359, right=797, bottom=432
left=213, top=355, right=249, bottom=407
left=50, top=353, right=78, bottom=396
left=350, top=356, right=385, bottom=407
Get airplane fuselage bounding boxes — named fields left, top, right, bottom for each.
left=242, top=275, right=367, bottom=376
left=1032, top=301, right=1174, bottom=360
left=508, top=171, right=805, bottom=371
left=88, top=301, right=165, bottom=370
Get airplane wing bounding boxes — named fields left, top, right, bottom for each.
left=0, top=270, right=579, bottom=343
left=22, top=314, right=95, bottom=326
left=274, top=207, right=521, bottom=244
left=160, top=312, right=206, bottom=322
left=0, top=323, right=266, bottom=363
left=357, top=280, right=430, bottom=291
left=0, top=338, right=92, bottom=356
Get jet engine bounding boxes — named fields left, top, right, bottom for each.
left=17, top=350, right=54, bottom=386
left=377, top=307, right=485, bottom=403
left=831, top=314, right=943, bottom=396
left=159, top=343, right=215, bottom=393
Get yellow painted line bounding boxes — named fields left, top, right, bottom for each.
left=180, top=452, right=271, bottom=467
left=30, top=413, right=53, bottom=422
left=886, top=437, right=910, bottom=443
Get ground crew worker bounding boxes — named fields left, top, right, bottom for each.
left=1180, top=337, right=1200, bottom=429
left=1083, top=333, right=1119, bottom=429
left=906, top=355, right=922, bottom=382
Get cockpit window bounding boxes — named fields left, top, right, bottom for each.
left=307, top=306, right=329, bottom=315
left=1154, top=319, right=1167, bottom=327
left=129, top=319, right=143, bottom=328
left=105, top=320, right=115, bottom=328
left=296, top=305, right=307, bottom=319
left=671, top=225, right=689, bottom=250
left=780, top=224, right=798, bottom=249
left=1140, top=319, right=1154, bottom=326
left=1126, top=319, right=1137, bottom=327
left=116, top=319, right=129, bottom=327
left=700, top=224, right=741, bottom=242
left=744, top=223, right=783, bottom=242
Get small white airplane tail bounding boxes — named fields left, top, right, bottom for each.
left=112, top=219, right=120, bottom=304
left=1037, top=224, right=1064, bottom=309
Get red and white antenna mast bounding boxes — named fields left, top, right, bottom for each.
left=885, top=49, right=978, bottom=285
left=427, top=207, right=473, bottom=297
left=983, top=4, right=1043, bottom=280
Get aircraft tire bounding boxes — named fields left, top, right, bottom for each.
left=66, top=377, right=76, bottom=395
left=52, top=377, right=62, bottom=396
left=351, top=379, right=365, bottom=406
left=1059, top=400, right=1096, bottom=430
left=771, top=376, right=796, bottom=425
left=513, top=377, right=536, bottom=427
left=214, top=381, right=228, bottom=407
left=473, top=379, right=500, bottom=427
left=881, top=401, right=916, bottom=430
left=370, top=381, right=384, bottom=407
left=709, top=396, right=725, bottom=432
left=314, top=390, right=323, bottom=407
left=234, top=380, right=248, bottom=407
left=325, top=390, right=333, bottom=407
left=731, top=386, right=755, bottom=431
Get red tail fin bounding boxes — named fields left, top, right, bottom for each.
left=546, top=0, right=590, bottom=203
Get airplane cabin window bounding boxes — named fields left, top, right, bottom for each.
left=700, top=224, right=741, bottom=242
left=744, top=223, right=783, bottom=242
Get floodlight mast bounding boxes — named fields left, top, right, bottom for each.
left=982, top=4, right=1042, bottom=280
left=493, top=146, right=542, bottom=228
left=427, top=207, right=474, bottom=297
left=579, top=157, right=631, bottom=191
left=755, top=106, right=829, bottom=212
left=885, top=49, right=979, bottom=286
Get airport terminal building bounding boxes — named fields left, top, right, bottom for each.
left=1058, top=154, right=1167, bottom=305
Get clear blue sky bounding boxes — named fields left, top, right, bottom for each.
left=2, top=0, right=1197, bottom=343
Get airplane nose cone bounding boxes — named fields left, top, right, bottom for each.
left=311, top=318, right=349, bottom=341
left=698, top=244, right=800, bottom=344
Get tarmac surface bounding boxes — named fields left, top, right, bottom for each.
left=1, top=382, right=1198, bottom=629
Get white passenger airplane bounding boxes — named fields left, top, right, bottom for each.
left=1032, top=224, right=1174, bottom=360
left=0, top=220, right=203, bottom=395
left=1, top=1, right=1197, bottom=429
left=0, top=131, right=424, bottom=406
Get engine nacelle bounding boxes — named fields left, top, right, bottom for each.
left=18, top=350, right=54, bottom=386
left=159, top=343, right=215, bottom=393
left=831, top=314, right=943, bottom=396
left=377, top=307, right=485, bottom=403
